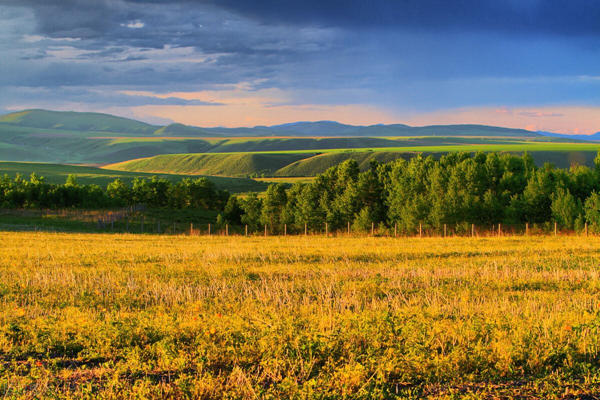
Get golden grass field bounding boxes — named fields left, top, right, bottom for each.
left=2, top=232, right=600, bottom=399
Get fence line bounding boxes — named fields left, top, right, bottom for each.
left=177, top=221, right=596, bottom=238
left=3, top=207, right=595, bottom=237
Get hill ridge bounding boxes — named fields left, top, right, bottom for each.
left=0, top=109, right=541, bottom=138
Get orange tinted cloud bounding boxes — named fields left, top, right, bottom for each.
left=403, top=106, right=600, bottom=135
left=126, top=87, right=399, bottom=127
left=124, top=89, right=600, bottom=134
left=132, top=103, right=399, bottom=127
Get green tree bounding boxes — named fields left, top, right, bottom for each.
left=551, top=188, right=582, bottom=230
left=260, top=184, right=287, bottom=231
left=584, top=192, right=600, bottom=232
left=353, top=206, right=373, bottom=232
left=240, top=193, right=262, bottom=231
left=107, top=178, right=131, bottom=206
left=223, top=196, right=243, bottom=225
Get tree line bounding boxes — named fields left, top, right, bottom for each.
left=4, top=152, right=600, bottom=233
left=0, top=174, right=229, bottom=211
left=229, top=152, right=600, bottom=233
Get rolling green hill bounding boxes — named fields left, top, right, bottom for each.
left=0, top=162, right=267, bottom=193
left=274, top=151, right=413, bottom=176
left=0, top=109, right=596, bottom=181
left=0, top=109, right=545, bottom=138
left=0, top=109, right=158, bottom=134
left=106, top=153, right=313, bottom=177
left=109, top=147, right=600, bottom=178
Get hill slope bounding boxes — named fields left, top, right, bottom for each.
left=274, top=152, right=412, bottom=176
left=0, top=109, right=543, bottom=138
left=538, top=130, right=600, bottom=142
left=0, top=162, right=267, bottom=193
left=1, top=109, right=590, bottom=174
left=0, top=110, right=159, bottom=134
left=106, top=153, right=313, bottom=177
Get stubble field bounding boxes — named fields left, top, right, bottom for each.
left=1, top=232, right=600, bottom=399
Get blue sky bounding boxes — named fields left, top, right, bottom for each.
left=1, top=0, right=599, bottom=133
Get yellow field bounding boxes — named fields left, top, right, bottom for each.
left=1, top=233, right=600, bottom=398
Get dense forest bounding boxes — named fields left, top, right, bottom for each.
left=3, top=152, right=600, bottom=233
left=233, top=151, right=600, bottom=233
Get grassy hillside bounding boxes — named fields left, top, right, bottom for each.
left=0, top=109, right=586, bottom=167
left=0, top=162, right=268, bottom=193
left=109, top=147, right=600, bottom=178
left=106, top=153, right=313, bottom=177
left=0, top=109, right=596, bottom=177
left=275, top=151, right=412, bottom=176
left=0, top=109, right=158, bottom=134
left=1, top=110, right=545, bottom=139
left=277, top=150, right=600, bottom=176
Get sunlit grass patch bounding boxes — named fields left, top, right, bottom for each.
left=1, top=233, right=600, bottom=398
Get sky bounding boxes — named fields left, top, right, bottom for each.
left=1, top=0, right=600, bottom=133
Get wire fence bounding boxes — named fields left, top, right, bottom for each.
left=92, top=220, right=594, bottom=237
left=1, top=208, right=595, bottom=237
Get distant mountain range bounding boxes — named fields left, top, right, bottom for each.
left=0, top=109, right=541, bottom=138
left=537, top=131, right=600, bottom=142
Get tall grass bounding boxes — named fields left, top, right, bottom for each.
left=1, top=233, right=599, bottom=398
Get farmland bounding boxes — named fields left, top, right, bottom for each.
left=2, top=232, right=600, bottom=398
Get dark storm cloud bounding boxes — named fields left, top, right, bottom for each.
left=1, top=0, right=600, bottom=117
left=212, top=0, right=600, bottom=36
left=0, top=86, right=223, bottom=109
left=11, top=0, right=600, bottom=40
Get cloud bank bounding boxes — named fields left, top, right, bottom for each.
left=0, top=0, right=599, bottom=132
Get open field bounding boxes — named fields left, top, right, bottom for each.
left=0, top=162, right=268, bottom=193
left=2, top=232, right=600, bottom=398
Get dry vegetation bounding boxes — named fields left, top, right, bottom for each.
left=1, top=232, right=600, bottom=398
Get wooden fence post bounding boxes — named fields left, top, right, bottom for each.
left=284, top=224, right=287, bottom=236
left=419, top=223, right=422, bottom=238
left=348, top=221, right=350, bottom=235
left=245, top=224, right=248, bottom=236
left=208, top=223, right=211, bottom=236
left=226, top=224, right=229, bottom=236
left=394, top=223, right=397, bottom=238
left=471, top=223, right=475, bottom=237
left=498, top=223, right=501, bottom=237
left=190, top=223, right=193, bottom=235
left=325, top=222, right=329, bottom=237
left=264, top=224, right=267, bottom=237
left=554, top=222, right=557, bottom=236
left=585, top=222, right=588, bottom=236
left=371, top=222, right=374, bottom=236
left=525, top=222, right=529, bottom=235
left=444, top=224, right=447, bottom=238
